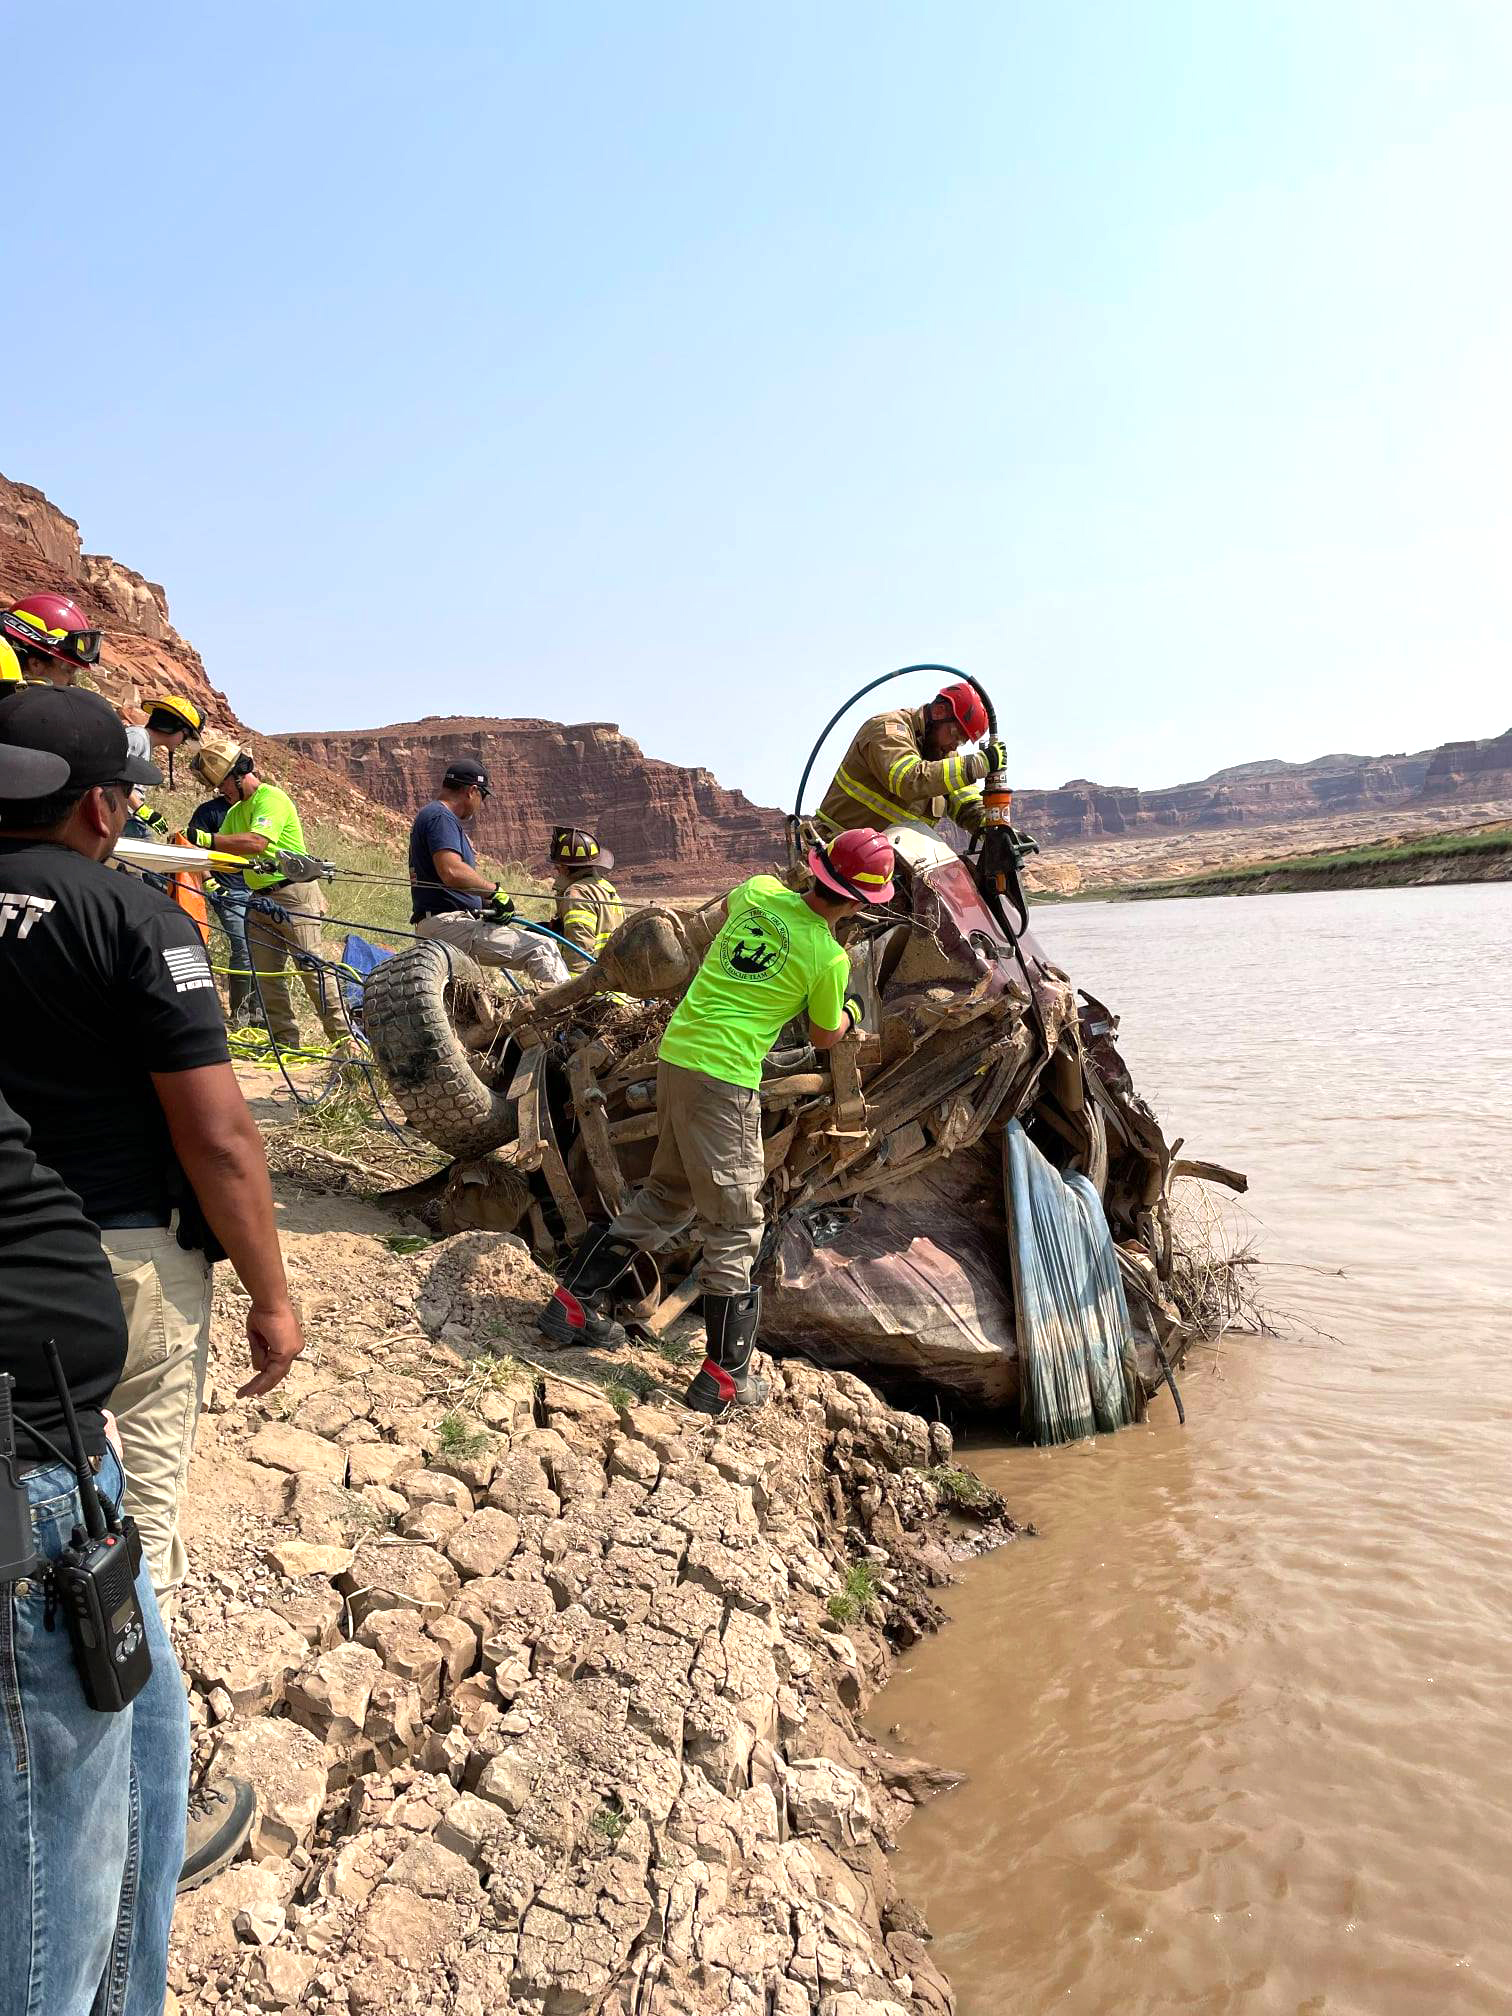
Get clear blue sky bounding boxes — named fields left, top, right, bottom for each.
left=7, top=2, right=1509, bottom=809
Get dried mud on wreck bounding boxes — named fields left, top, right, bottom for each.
left=169, top=1173, right=1015, bottom=2016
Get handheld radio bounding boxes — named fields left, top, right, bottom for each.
left=41, top=1342, right=151, bottom=1713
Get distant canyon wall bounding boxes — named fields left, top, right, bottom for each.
left=280, top=719, right=786, bottom=885
left=1013, top=755, right=1435, bottom=841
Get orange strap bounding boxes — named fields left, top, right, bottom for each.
left=166, top=832, right=210, bottom=946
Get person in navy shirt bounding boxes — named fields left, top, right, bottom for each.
left=407, top=757, right=566, bottom=988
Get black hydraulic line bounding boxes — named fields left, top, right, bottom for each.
left=791, top=663, right=996, bottom=818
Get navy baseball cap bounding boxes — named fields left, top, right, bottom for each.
left=443, top=755, right=491, bottom=796
left=0, top=686, right=162, bottom=799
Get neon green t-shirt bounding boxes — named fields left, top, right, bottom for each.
left=220, top=784, right=305, bottom=891
left=659, top=876, right=849, bottom=1090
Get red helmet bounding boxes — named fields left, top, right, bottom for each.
left=934, top=680, right=988, bottom=741
left=810, top=827, right=896, bottom=905
left=2, top=592, right=102, bottom=670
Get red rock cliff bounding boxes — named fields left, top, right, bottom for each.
left=1417, top=728, right=1512, bottom=802
left=0, top=474, right=406, bottom=839
left=1012, top=752, right=1435, bottom=841
left=280, top=717, right=786, bottom=887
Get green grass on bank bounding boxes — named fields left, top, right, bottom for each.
left=1131, top=821, right=1512, bottom=897
left=1046, top=820, right=1512, bottom=905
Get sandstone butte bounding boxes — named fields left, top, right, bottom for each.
left=4, top=467, right=1509, bottom=885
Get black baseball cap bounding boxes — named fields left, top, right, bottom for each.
left=443, top=755, right=490, bottom=796
left=0, top=686, right=162, bottom=801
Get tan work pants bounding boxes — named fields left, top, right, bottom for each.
left=245, top=881, right=346, bottom=1047
left=611, top=1061, right=764, bottom=1295
left=415, top=910, right=569, bottom=990
left=101, top=1226, right=214, bottom=1616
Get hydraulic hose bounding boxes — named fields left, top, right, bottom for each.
left=792, top=663, right=997, bottom=817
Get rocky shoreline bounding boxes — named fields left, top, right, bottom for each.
left=169, top=1188, right=1015, bottom=2016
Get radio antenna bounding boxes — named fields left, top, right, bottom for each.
left=42, top=1341, right=109, bottom=1540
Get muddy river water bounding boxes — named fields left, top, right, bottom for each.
left=882, top=884, right=1512, bottom=2016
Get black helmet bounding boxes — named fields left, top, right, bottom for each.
left=549, top=826, right=613, bottom=872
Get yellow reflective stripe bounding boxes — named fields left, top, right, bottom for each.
left=947, top=783, right=983, bottom=812
left=851, top=868, right=889, bottom=886
left=562, top=908, right=596, bottom=926
left=835, top=764, right=914, bottom=826
left=9, top=609, right=64, bottom=641
left=887, top=751, right=920, bottom=793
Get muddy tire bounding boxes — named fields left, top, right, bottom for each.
left=363, top=942, right=518, bottom=1158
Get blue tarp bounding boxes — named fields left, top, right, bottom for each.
left=1003, top=1119, right=1138, bottom=1445
left=338, top=933, right=393, bottom=1022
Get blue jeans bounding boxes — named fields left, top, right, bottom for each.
left=0, top=1449, right=189, bottom=2016
left=210, top=879, right=252, bottom=1009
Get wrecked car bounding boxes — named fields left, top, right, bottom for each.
left=364, top=824, right=1198, bottom=1417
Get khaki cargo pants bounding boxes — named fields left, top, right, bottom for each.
left=245, top=881, right=347, bottom=1048
left=101, top=1225, right=214, bottom=1617
left=611, top=1061, right=764, bottom=1295
left=415, top=911, right=569, bottom=991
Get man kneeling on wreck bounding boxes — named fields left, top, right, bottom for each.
left=535, top=829, right=897, bottom=1412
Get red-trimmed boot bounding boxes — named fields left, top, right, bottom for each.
left=537, top=1226, right=640, bottom=1347
left=684, top=1288, right=769, bottom=1414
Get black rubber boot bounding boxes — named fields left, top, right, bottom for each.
left=684, top=1288, right=769, bottom=1414
left=537, top=1226, right=640, bottom=1347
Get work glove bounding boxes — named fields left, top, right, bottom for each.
left=843, top=994, right=866, bottom=1033
left=484, top=886, right=516, bottom=923
left=137, top=802, right=171, bottom=838
left=190, top=827, right=217, bottom=849
left=982, top=738, right=1009, bottom=776
left=273, top=848, right=335, bottom=882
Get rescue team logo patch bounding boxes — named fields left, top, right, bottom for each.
left=719, top=904, right=789, bottom=982
left=163, top=943, right=215, bottom=995
left=0, top=893, right=56, bottom=939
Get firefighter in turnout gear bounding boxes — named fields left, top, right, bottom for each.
left=549, top=826, right=624, bottom=974
left=817, top=680, right=1007, bottom=842
left=535, top=828, right=897, bottom=1416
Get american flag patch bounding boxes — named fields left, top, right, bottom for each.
left=163, top=944, right=215, bottom=995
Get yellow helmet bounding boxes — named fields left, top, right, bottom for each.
left=190, top=731, right=246, bottom=788
left=147, top=693, right=203, bottom=735
left=0, top=638, right=22, bottom=686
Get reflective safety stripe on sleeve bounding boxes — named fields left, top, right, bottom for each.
left=834, top=764, right=916, bottom=828
left=886, top=751, right=921, bottom=794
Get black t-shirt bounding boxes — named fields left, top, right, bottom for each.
left=0, top=1088, right=127, bottom=1463
left=409, top=801, right=481, bottom=920
left=189, top=795, right=245, bottom=890
left=189, top=796, right=229, bottom=840
left=0, top=840, right=231, bottom=1224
